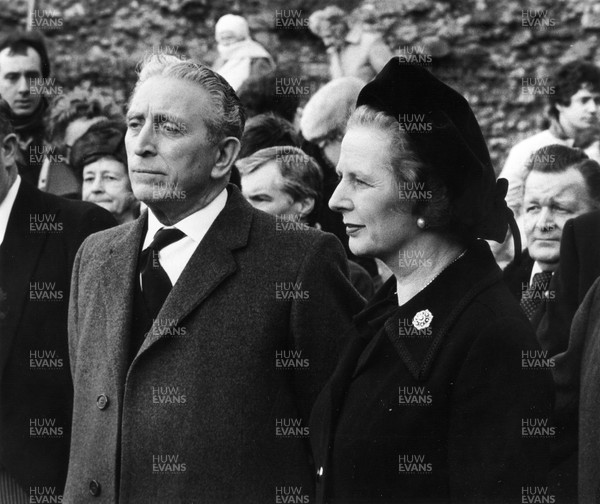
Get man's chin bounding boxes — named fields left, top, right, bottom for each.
left=11, top=106, right=36, bottom=117
left=529, top=248, right=559, bottom=267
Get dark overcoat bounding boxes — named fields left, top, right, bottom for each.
left=63, top=185, right=364, bottom=503
left=0, top=180, right=115, bottom=495
left=310, top=240, right=553, bottom=504
left=563, top=277, right=600, bottom=503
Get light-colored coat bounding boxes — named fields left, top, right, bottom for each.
left=63, top=186, right=364, bottom=503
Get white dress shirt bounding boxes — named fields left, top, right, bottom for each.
left=529, top=261, right=554, bottom=286
left=0, top=175, right=21, bottom=247
left=141, top=188, right=228, bottom=286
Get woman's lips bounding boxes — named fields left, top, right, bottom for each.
left=345, top=223, right=365, bottom=235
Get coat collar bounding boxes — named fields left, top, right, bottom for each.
left=99, top=185, right=253, bottom=368
left=353, top=239, right=502, bottom=382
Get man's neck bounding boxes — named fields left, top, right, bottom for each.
left=146, top=185, right=227, bottom=226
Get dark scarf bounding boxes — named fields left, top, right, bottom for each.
left=11, top=97, right=48, bottom=138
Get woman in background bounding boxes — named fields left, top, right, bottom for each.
left=71, top=119, right=139, bottom=224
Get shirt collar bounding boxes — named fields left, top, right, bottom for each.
left=530, top=261, right=553, bottom=285
left=0, top=175, right=21, bottom=246
left=143, top=188, right=228, bottom=249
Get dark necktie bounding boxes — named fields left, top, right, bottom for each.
left=520, top=271, right=553, bottom=320
left=140, top=227, right=186, bottom=319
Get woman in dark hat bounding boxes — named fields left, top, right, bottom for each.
left=309, top=59, right=554, bottom=503
left=70, top=119, right=140, bottom=224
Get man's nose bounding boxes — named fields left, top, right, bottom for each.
left=132, top=121, right=157, bottom=157
left=17, top=75, right=30, bottom=95
left=536, top=207, right=556, bottom=232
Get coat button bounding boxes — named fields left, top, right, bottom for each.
left=96, top=394, right=109, bottom=410
left=316, top=466, right=324, bottom=481
left=89, top=479, right=101, bottom=496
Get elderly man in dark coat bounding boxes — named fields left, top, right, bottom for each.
left=63, top=55, right=363, bottom=503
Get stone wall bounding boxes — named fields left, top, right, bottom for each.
left=2, top=0, right=600, bottom=172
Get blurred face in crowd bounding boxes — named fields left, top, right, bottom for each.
left=557, top=86, right=600, bottom=135
left=320, top=21, right=347, bottom=49
left=0, top=47, right=43, bottom=117
left=125, top=75, right=235, bottom=224
left=216, top=30, right=244, bottom=47
left=241, top=160, right=311, bottom=220
left=329, top=126, right=418, bottom=267
left=377, top=12, right=399, bottom=33
left=523, top=167, right=594, bottom=271
left=314, top=131, right=343, bottom=167
left=64, top=117, right=107, bottom=157
left=82, top=157, right=138, bottom=224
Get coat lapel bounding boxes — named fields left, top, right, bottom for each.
left=0, top=182, right=48, bottom=377
left=139, top=186, right=252, bottom=353
left=354, top=241, right=503, bottom=382
left=96, top=213, right=147, bottom=385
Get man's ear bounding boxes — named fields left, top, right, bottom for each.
left=1, top=133, right=18, bottom=167
left=291, top=196, right=315, bottom=220
left=211, top=136, right=241, bottom=179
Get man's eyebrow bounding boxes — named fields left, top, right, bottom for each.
left=152, top=112, right=187, bottom=124
left=126, top=111, right=143, bottom=121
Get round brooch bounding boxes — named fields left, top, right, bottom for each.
left=412, top=309, right=433, bottom=330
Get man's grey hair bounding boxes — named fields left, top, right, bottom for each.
left=132, top=54, right=246, bottom=144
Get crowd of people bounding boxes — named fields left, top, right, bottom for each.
left=0, top=4, right=599, bottom=503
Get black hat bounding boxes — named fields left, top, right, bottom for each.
left=356, top=58, right=511, bottom=243
left=70, top=120, right=127, bottom=175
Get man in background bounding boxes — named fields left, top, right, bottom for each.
left=502, top=145, right=600, bottom=324
left=0, top=98, right=115, bottom=502
left=238, top=145, right=374, bottom=298
left=0, top=32, right=51, bottom=186
left=495, top=60, right=600, bottom=267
